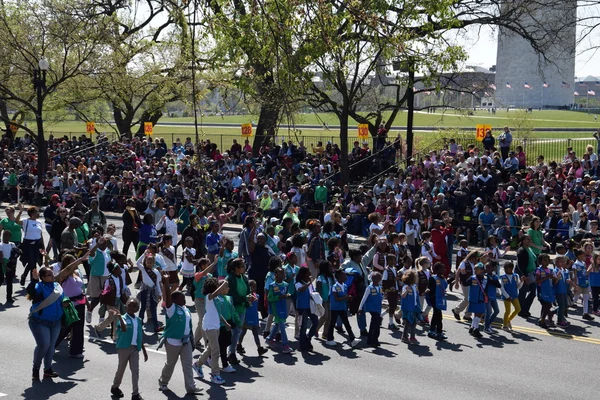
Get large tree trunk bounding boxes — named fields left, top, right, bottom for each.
left=113, top=105, right=134, bottom=139
left=339, top=111, right=350, bottom=185
left=252, top=104, right=279, bottom=156
left=251, top=66, right=280, bottom=156
left=136, top=110, right=163, bottom=137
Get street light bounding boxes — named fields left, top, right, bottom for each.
left=33, top=57, right=48, bottom=188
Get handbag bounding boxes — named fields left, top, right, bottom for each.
left=309, top=291, right=325, bottom=318
left=61, top=298, right=80, bottom=327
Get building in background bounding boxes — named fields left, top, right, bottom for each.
left=494, top=1, right=576, bottom=109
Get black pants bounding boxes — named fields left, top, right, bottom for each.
left=56, top=303, right=86, bottom=355
left=519, top=280, right=537, bottom=314
left=21, top=240, right=42, bottom=283
left=251, top=277, right=267, bottom=318
left=500, top=146, right=509, bottom=160
left=431, top=307, right=443, bottom=334
left=122, top=230, right=139, bottom=256
left=0, top=261, right=16, bottom=301
left=327, top=310, right=355, bottom=342
left=367, top=312, right=382, bottom=345
left=219, top=326, right=232, bottom=367
left=592, top=286, right=600, bottom=312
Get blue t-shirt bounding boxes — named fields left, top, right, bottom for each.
left=478, top=212, right=495, bottom=229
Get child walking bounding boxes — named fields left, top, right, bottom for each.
left=573, top=249, right=595, bottom=321
left=316, top=260, right=334, bottom=339
left=400, top=270, right=422, bottom=345
left=465, top=263, right=487, bottom=338
left=536, top=253, right=558, bottom=328
left=553, top=256, right=571, bottom=327
left=325, top=270, right=361, bottom=348
left=358, top=271, right=383, bottom=347
left=483, top=262, right=501, bottom=333
left=295, top=267, right=319, bottom=351
left=426, top=262, right=448, bottom=340
left=266, top=267, right=293, bottom=353
left=500, top=262, right=523, bottom=331
left=382, top=254, right=400, bottom=330
left=110, top=298, right=148, bottom=400
left=238, top=280, right=269, bottom=355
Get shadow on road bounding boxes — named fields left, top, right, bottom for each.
left=22, top=380, right=77, bottom=400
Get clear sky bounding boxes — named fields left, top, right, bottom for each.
left=461, top=24, right=600, bottom=79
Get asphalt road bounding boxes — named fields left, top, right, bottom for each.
left=0, top=217, right=599, bottom=400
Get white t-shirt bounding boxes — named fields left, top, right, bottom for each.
left=23, top=219, right=43, bottom=240
left=0, top=242, right=16, bottom=260
left=126, top=314, right=139, bottom=347
left=202, top=296, right=221, bottom=331
left=104, top=274, right=122, bottom=297
left=181, top=247, right=196, bottom=276
left=166, top=304, right=192, bottom=346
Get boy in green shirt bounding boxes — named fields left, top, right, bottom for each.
left=110, top=298, right=148, bottom=400
left=215, top=293, right=242, bottom=373
left=266, top=268, right=292, bottom=353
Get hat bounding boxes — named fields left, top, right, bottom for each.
left=475, top=197, right=482, bottom=202
left=269, top=217, right=279, bottom=223
left=576, top=178, right=582, bottom=183
left=515, top=192, right=522, bottom=196
left=51, top=194, right=60, bottom=201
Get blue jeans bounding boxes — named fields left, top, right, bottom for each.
left=29, top=318, right=62, bottom=370
left=485, top=299, right=499, bottom=329
left=554, top=293, right=568, bottom=323
left=268, top=322, right=289, bottom=346
left=229, top=309, right=246, bottom=355
left=139, top=288, right=158, bottom=331
left=298, top=308, right=318, bottom=349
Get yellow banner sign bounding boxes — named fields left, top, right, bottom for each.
left=144, top=122, right=153, bottom=135
left=241, top=123, right=252, bottom=137
left=358, top=124, right=369, bottom=139
left=476, top=124, right=492, bottom=142
left=86, top=121, right=95, bottom=135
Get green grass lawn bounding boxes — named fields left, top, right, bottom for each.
left=19, top=109, right=600, bottom=161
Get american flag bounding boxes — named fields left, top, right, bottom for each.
left=588, top=90, right=596, bottom=96
left=506, top=82, right=512, bottom=89
left=562, top=81, right=571, bottom=87
left=489, top=84, right=497, bottom=90
left=524, top=82, right=532, bottom=89
left=543, top=82, right=549, bottom=88
left=574, top=91, right=579, bottom=96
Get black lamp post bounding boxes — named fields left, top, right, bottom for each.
left=33, top=57, right=49, bottom=186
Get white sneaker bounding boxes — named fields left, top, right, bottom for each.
left=192, top=362, right=204, bottom=379
left=325, top=340, right=337, bottom=346
left=98, top=317, right=105, bottom=325
left=210, top=374, right=225, bottom=385
left=221, top=365, right=236, bottom=373
left=85, top=311, right=92, bottom=324
left=350, top=338, right=361, bottom=348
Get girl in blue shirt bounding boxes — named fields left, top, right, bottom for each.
left=588, top=252, right=600, bottom=316
left=238, top=280, right=268, bottom=356
left=325, top=270, right=361, bottom=348
left=358, top=272, right=383, bottom=347
left=553, top=256, right=571, bottom=327
left=536, top=253, right=558, bottom=328
left=295, top=267, right=319, bottom=351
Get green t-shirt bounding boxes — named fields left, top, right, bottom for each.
left=527, top=229, right=543, bottom=256
left=0, top=218, right=22, bottom=243
left=235, top=276, right=248, bottom=313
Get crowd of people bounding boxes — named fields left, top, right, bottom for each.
left=2, top=126, right=600, bottom=398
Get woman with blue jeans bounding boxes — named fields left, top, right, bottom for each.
left=27, top=266, right=66, bottom=381
left=484, top=263, right=501, bottom=333
left=295, top=268, right=318, bottom=351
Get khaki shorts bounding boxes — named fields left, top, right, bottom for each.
left=87, top=275, right=108, bottom=298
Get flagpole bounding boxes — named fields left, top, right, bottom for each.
left=541, top=86, right=544, bottom=110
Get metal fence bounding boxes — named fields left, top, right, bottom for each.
left=47, top=130, right=596, bottom=166
left=414, top=137, right=597, bottom=165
